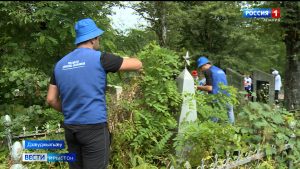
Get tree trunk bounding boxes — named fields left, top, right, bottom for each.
left=155, top=1, right=167, bottom=47
left=161, top=5, right=167, bottom=47
left=281, top=2, right=300, bottom=111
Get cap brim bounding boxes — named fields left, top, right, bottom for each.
left=197, top=62, right=207, bottom=68
left=74, top=29, right=104, bottom=45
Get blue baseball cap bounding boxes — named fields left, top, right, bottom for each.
left=197, top=56, right=210, bottom=68
left=74, top=18, right=104, bottom=45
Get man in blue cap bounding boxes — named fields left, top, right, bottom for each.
left=196, top=56, right=234, bottom=124
left=46, top=18, right=143, bottom=169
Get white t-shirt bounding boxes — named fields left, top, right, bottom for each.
left=198, top=78, right=206, bottom=86
left=244, top=77, right=252, bottom=87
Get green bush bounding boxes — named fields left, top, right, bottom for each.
left=173, top=84, right=241, bottom=167
left=108, top=43, right=182, bottom=168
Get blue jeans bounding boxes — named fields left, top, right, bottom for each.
left=227, top=104, right=235, bottom=124
left=210, top=104, right=235, bottom=124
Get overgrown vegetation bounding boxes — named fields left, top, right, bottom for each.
left=108, top=43, right=182, bottom=168
left=0, top=1, right=299, bottom=169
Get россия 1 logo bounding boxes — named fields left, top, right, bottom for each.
left=243, top=8, right=280, bottom=18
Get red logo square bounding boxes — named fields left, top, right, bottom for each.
left=272, top=8, right=280, bottom=18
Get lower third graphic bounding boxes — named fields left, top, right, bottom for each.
left=23, top=153, right=76, bottom=162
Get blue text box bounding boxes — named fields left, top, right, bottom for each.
left=243, top=8, right=271, bottom=18
left=47, top=153, right=76, bottom=162
left=23, top=140, right=65, bottom=149
left=22, top=153, right=47, bottom=162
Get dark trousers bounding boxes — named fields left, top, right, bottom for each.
left=275, top=90, right=279, bottom=104
left=244, top=87, right=252, bottom=98
left=64, top=123, right=110, bottom=169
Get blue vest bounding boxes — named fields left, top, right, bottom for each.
left=210, top=66, right=228, bottom=94
left=54, top=48, right=107, bottom=124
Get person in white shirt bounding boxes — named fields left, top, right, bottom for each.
left=243, top=74, right=252, bottom=99
left=272, top=70, right=282, bottom=104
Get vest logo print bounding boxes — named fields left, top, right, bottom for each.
left=217, top=70, right=224, bottom=74
left=62, top=60, right=86, bottom=70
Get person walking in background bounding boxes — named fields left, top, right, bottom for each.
left=272, top=69, right=282, bottom=105
left=46, top=18, right=143, bottom=169
left=196, top=56, right=234, bottom=124
left=243, top=73, right=252, bottom=100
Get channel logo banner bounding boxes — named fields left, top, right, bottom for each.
left=23, top=153, right=76, bottom=162
left=23, top=140, right=65, bottom=149
left=23, top=153, right=47, bottom=162
left=243, top=8, right=280, bottom=18
left=47, top=153, right=76, bottom=162
left=243, top=8, right=271, bottom=18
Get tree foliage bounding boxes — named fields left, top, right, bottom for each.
left=131, top=1, right=286, bottom=73
left=0, top=1, right=117, bottom=105
left=113, top=29, right=158, bottom=56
